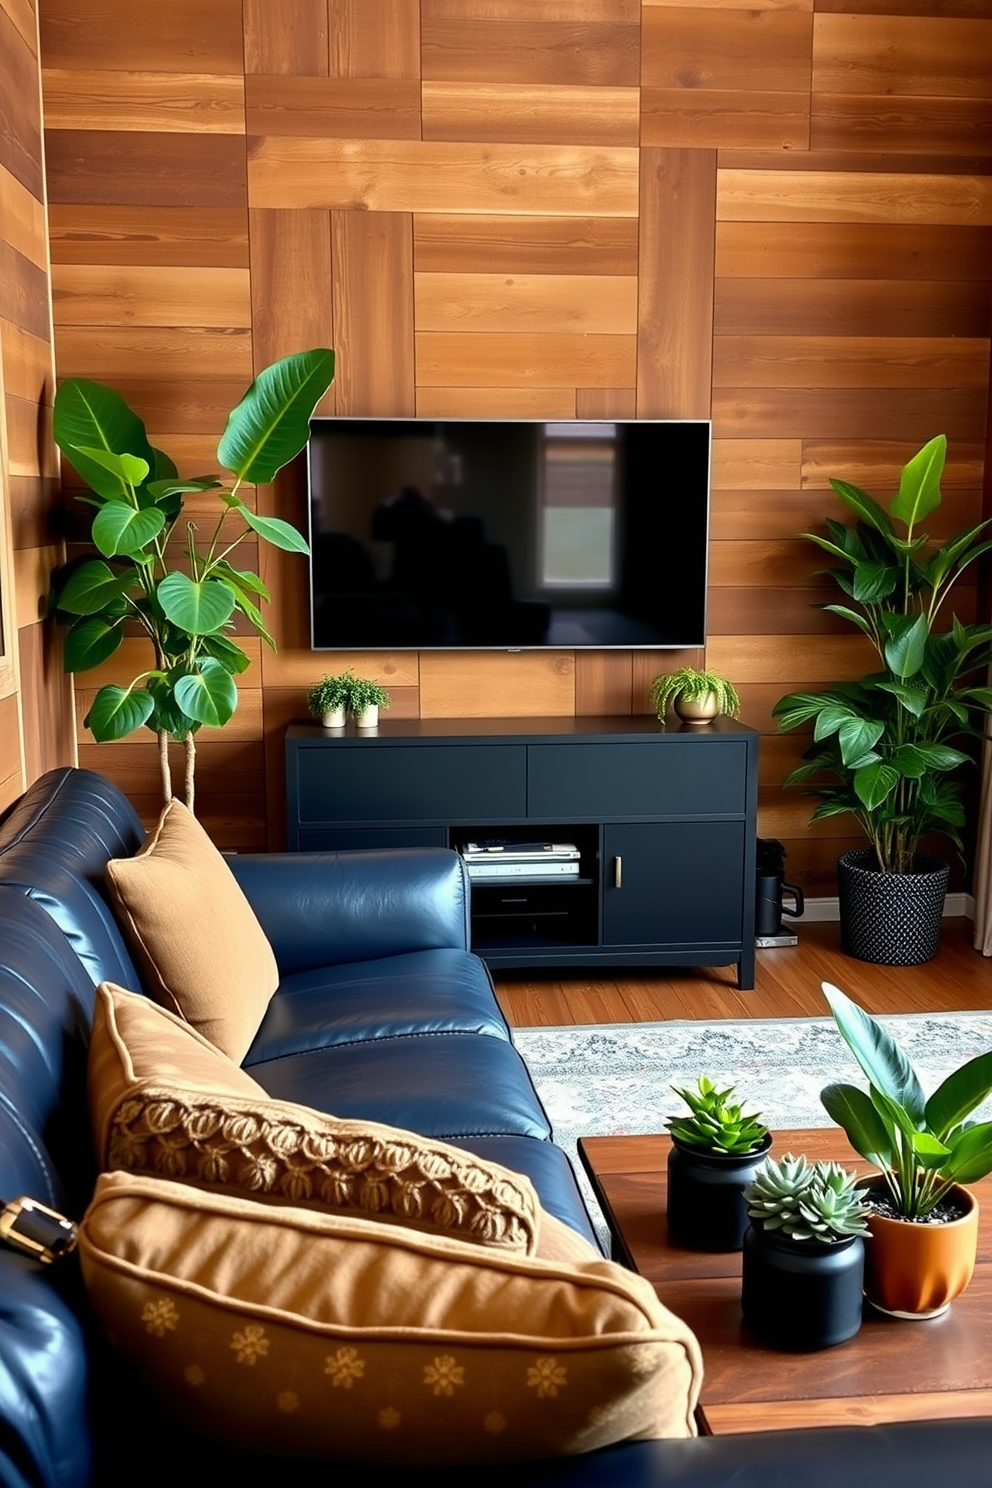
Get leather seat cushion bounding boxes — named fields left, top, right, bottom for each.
left=246, top=948, right=510, bottom=1064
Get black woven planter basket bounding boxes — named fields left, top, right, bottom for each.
left=837, top=849, right=950, bottom=966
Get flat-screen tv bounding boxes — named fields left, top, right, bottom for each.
left=306, top=418, right=711, bottom=650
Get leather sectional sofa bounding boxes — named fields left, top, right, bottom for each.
left=0, top=765, right=988, bottom=1487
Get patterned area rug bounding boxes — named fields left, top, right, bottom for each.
left=512, top=1010, right=992, bottom=1248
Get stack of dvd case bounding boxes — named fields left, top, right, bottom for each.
left=459, top=839, right=581, bottom=880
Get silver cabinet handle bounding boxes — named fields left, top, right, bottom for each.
left=614, top=855, right=622, bottom=889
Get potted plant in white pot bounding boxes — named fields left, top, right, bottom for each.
left=650, top=667, right=740, bottom=725
left=347, top=676, right=390, bottom=730
left=48, top=349, right=336, bottom=812
left=773, top=434, right=992, bottom=965
left=742, top=1152, right=871, bottom=1350
left=820, top=980, right=992, bottom=1319
left=665, top=1075, right=771, bottom=1251
left=306, top=670, right=356, bottom=729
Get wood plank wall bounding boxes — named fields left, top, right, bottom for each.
left=0, top=0, right=71, bottom=814
left=36, top=0, right=992, bottom=887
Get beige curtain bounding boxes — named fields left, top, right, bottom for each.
left=973, top=713, right=992, bottom=953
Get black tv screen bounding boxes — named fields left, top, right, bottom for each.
left=306, top=418, right=711, bottom=650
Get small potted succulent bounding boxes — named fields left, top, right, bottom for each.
left=348, top=676, right=391, bottom=729
left=820, top=980, right=992, bottom=1318
left=742, top=1153, right=871, bottom=1350
left=665, top=1075, right=771, bottom=1251
left=649, top=667, right=740, bottom=725
left=306, top=670, right=356, bottom=729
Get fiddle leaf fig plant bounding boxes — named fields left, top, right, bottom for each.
left=820, top=981, right=992, bottom=1220
left=773, top=435, right=992, bottom=874
left=49, top=348, right=335, bottom=811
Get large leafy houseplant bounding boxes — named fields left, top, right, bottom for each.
left=820, top=981, right=992, bottom=1220
left=773, top=435, right=992, bottom=874
left=49, top=349, right=335, bottom=810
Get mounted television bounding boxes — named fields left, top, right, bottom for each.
left=306, top=418, right=711, bottom=650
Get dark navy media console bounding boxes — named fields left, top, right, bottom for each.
left=285, top=716, right=760, bottom=989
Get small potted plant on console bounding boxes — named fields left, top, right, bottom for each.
left=666, top=1075, right=771, bottom=1250
left=820, top=980, right=992, bottom=1318
left=649, top=667, right=741, bottom=725
left=742, top=1153, right=871, bottom=1350
left=348, top=675, right=391, bottom=730
left=306, top=670, right=356, bottom=729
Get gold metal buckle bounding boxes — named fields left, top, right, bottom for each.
left=0, top=1197, right=78, bottom=1264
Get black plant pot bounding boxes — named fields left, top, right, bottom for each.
left=837, top=849, right=950, bottom=967
left=666, top=1133, right=772, bottom=1252
left=741, top=1223, right=865, bottom=1351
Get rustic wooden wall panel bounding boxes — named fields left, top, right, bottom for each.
left=26, top=0, right=991, bottom=895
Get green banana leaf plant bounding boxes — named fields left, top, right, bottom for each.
left=48, top=348, right=335, bottom=811
left=820, top=981, right=992, bottom=1219
left=773, top=434, right=992, bottom=873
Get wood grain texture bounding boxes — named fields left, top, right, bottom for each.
left=47, top=204, right=249, bottom=267
left=331, top=210, right=414, bottom=415
left=249, top=209, right=334, bottom=376
left=711, top=438, right=803, bottom=488
left=16, top=621, right=76, bottom=784
left=812, top=14, right=992, bottom=97
left=637, top=148, right=716, bottom=418
left=641, top=88, right=810, bottom=151
left=811, top=93, right=992, bottom=157
left=38, top=1, right=245, bottom=73
left=714, top=277, right=992, bottom=336
left=246, top=75, right=421, bottom=139
left=244, top=0, right=329, bottom=77
left=0, top=323, right=52, bottom=407
left=712, top=334, right=990, bottom=387
left=414, top=214, right=639, bottom=275
left=41, top=70, right=245, bottom=134
left=328, top=0, right=421, bottom=80
left=416, top=386, right=577, bottom=418
left=419, top=651, right=575, bottom=717
left=415, top=331, right=636, bottom=388
left=715, top=221, right=992, bottom=278
left=0, top=4, right=43, bottom=198
left=51, top=264, right=251, bottom=328
left=414, top=272, right=637, bottom=334
left=422, top=18, right=640, bottom=86
left=45, top=132, right=248, bottom=208
left=0, top=694, right=23, bottom=810
left=0, top=241, right=50, bottom=340
left=0, top=162, right=48, bottom=269
left=53, top=326, right=252, bottom=381
left=424, top=2, right=641, bottom=18
left=247, top=138, right=639, bottom=216
left=423, top=83, right=639, bottom=146
left=642, top=7, right=813, bottom=92
left=712, top=385, right=988, bottom=439
left=3, top=0, right=36, bottom=50
left=717, top=168, right=992, bottom=224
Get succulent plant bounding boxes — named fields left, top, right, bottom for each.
left=667, top=1075, right=769, bottom=1156
left=745, top=1153, right=872, bottom=1243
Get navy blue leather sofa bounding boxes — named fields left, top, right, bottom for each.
left=0, top=766, right=988, bottom=1487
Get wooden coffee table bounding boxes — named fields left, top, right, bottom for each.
left=578, top=1128, right=992, bottom=1435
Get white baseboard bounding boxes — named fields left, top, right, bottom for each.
left=798, top=892, right=974, bottom=923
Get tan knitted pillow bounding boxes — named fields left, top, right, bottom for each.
left=104, top=798, right=279, bottom=1061
left=79, top=1172, right=702, bottom=1464
left=88, top=983, right=546, bottom=1254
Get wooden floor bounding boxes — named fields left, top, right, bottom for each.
left=494, top=918, right=992, bottom=1027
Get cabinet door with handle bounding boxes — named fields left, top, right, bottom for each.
left=602, top=822, right=745, bottom=948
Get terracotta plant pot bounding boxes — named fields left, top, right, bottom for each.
left=862, top=1180, right=979, bottom=1319
left=673, top=692, right=719, bottom=724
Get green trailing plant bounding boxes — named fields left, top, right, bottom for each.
left=745, top=1153, right=871, bottom=1243
left=773, top=434, right=992, bottom=874
left=667, top=1075, right=769, bottom=1156
left=649, top=667, right=740, bottom=720
left=306, top=670, right=356, bottom=720
left=820, top=981, right=992, bottom=1220
left=348, top=676, right=390, bottom=716
left=49, top=349, right=335, bottom=812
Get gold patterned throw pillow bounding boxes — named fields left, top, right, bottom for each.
left=79, top=1171, right=702, bottom=1464
left=89, top=983, right=545, bottom=1254
left=104, top=798, right=279, bottom=1061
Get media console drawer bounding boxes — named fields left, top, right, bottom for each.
left=293, top=743, right=525, bottom=824
left=527, top=741, right=747, bottom=818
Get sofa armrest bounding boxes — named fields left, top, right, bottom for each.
left=226, top=847, right=471, bottom=975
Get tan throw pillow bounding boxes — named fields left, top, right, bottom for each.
left=89, top=983, right=545, bottom=1255
left=80, top=1172, right=702, bottom=1464
left=104, top=798, right=279, bottom=1062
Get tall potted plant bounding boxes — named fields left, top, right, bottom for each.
left=48, top=349, right=335, bottom=811
left=773, top=434, right=992, bottom=964
left=820, top=981, right=992, bottom=1318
